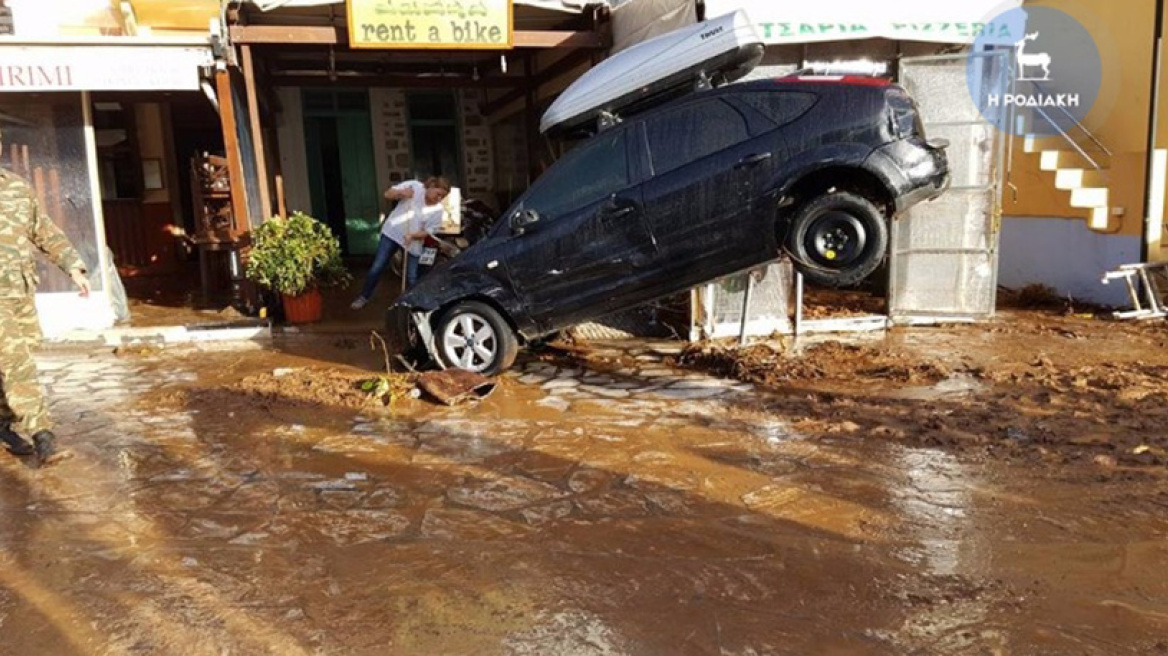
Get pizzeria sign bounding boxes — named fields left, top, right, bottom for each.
left=347, top=0, right=513, bottom=49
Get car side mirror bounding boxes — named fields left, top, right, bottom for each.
left=510, top=209, right=541, bottom=236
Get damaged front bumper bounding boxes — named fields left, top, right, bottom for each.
left=385, top=304, right=442, bottom=369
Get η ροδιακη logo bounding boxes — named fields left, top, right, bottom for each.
left=967, top=6, right=1102, bottom=138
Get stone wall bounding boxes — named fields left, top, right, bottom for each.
left=491, top=111, right=529, bottom=211
left=372, top=88, right=411, bottom=186
left=458, top=89, right=494, bottom=204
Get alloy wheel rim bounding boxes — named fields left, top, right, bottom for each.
left=441, top=313, right=497, bottom=373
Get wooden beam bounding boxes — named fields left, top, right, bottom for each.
left=513, top=30, right=606, bottom=49
left=269, top=74, right=518, bottom=89
left=229, top=25, right=608, bottom=49
left=215, top=68, right=249, bottom=234
left=481, top=47, right=595, bottom=118
left=230, top=25, right=344, bottom=45
left=241, top=45, right=273, bottom=222
left=524, top=54, right=541, bottom=182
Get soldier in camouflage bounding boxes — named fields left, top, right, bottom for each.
left=0, top=141, right=90, bottom=466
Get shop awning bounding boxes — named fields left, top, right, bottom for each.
left=246, top=0, right=600, bottom=13
left=704, top=0, right=1022, bottom=44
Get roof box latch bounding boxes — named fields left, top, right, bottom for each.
left=597, top=110, right=623, bottom=132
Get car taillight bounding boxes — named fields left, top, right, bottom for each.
left=886, top=89, right=923, bottom=138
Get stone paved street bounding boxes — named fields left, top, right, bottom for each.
left=0, top=336, right=1165, bottom=655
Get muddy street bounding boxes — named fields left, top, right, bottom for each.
left=1, top=312, right=1167, bottom=655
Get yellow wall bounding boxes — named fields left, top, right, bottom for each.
left=129, top=0, right=220, bottom=35
left=1150, top=3, right=1168, bottom=260
left=1008, top=0, right=1156, bottom=237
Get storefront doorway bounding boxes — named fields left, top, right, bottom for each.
left=302, top=89, right=380, bottom=256
left=91, top=91, right=230, bottom=326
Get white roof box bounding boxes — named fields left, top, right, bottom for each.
left=540, top=10, right=764, bottom=137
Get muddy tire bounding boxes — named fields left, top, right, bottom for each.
left=434, top=301, right=518, bottom=376
left=787, top=191, right=889, bottom=288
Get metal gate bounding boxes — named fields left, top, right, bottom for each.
left=889, top=52, right=1010, bottom=321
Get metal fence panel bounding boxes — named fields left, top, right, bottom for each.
left=890, top=51, right=1008, bottom=321
left=696, top=261, right=793, bottom=339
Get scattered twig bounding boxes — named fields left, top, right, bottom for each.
left=370, top=331, right=392, bottom=375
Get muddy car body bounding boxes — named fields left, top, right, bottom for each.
left=390, top=77, right=949, bottom=374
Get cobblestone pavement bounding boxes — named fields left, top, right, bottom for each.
left=0, top=341, right=1164, bottom=655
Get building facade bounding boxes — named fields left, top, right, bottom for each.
left=0, top=0, right=221, bottom=336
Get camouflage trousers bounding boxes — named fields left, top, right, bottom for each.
left=0, top=296, right=50, bottom=435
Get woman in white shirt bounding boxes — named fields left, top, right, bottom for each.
left=351, top=176, right=451, bottom=310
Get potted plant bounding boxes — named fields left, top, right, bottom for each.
left=246, top=212, right=350, bottom=324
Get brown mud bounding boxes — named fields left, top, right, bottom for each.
left=675, top=311, right=1168, bottom=476
left=1, top=312, right=1166, bottom=654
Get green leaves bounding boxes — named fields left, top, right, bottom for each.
left=245, top=212, right=352, bottom=297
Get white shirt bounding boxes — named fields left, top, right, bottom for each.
left=380, top=181, right=446, bottom=256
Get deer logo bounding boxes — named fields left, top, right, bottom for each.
left=1016, top=32, right=1052, bottom=81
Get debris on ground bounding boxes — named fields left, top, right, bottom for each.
left=676, top=340, right=951, bottom=386
left=802, top=288, right=886, bottom=319
left=163, top=367, right=417, bottom=412
left=417, top=370, right=497, bottom=405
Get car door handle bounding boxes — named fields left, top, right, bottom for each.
left=735, top=152, right=773, bottom=169
left=599, top=199, right=637, bottom=220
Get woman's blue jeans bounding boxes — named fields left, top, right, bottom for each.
left=359, top=235, right=420, bottom=301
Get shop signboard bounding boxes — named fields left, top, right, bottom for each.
left=0, top=45, right=212, bottom=92
left=703, top=0, right=1023, bottom=45
left=347, top=0, right=513, bottom=49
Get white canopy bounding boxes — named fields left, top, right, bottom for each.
left=703, top=0, right=1023, bottom=44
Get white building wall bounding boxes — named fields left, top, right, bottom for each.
left=999, top=217, right=1141, bottom=307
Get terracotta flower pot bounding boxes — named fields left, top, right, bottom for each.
left=282, top=288, right=323, bottom=324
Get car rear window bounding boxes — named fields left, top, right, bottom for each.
left=644, top=99, right=751, bottom=175
left=733, top=91, right=818, bottom=128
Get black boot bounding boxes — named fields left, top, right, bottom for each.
left=1, top=424, right=35, bottom=457
left=32, top=431, right=59, bottom=465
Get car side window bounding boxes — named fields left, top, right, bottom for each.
left=644, top=99, right=751, bottom=175
left=734, top=91, right=818, bottom=129
left=523, top=131, right=629, bottom=220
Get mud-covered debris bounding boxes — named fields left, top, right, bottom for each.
left=418, top=369, right=496, bottom=405
left=677, top=340, right=949, bottom=387
left=164, top=367, right=416, bottom=412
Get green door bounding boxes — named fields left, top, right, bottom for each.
left=337, top=115, right=381, bottom=255
left=302, top=90, right=381, bottom=256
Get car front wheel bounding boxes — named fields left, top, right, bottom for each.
left=786, top=191, right=889, bottom=288
left=434, top=301, right=519, bottom=376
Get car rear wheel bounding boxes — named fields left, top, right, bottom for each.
left=787, top=191, right=889, bottom=288
left=434, top=301, right=518, bottom=376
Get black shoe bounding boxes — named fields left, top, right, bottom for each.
left=1, top=424, right=34, bottom=457
left=32, top=431, right=59, bottom=465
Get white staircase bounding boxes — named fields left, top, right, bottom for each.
left=1023, top=134, right=1112, bottom=231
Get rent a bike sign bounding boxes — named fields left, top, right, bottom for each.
left=347, top=0, right=513, bottom=49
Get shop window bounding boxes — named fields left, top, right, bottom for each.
left=407, top=92, right=463, bottom=186
left=0, top=94, right=101, bottom=293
